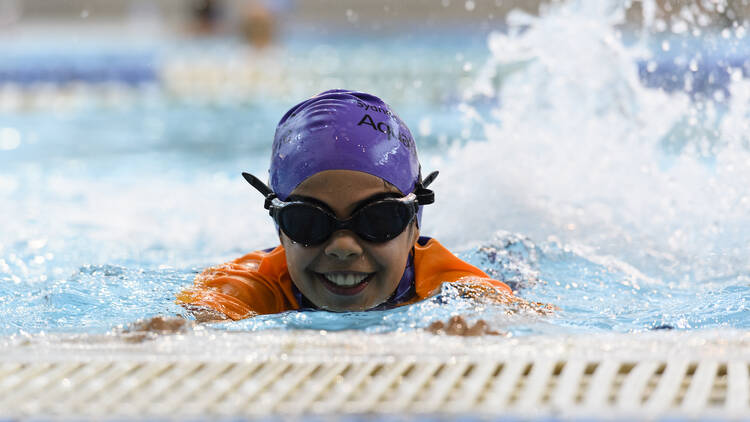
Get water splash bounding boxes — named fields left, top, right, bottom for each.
left=427, top=0, right=750, bottom=288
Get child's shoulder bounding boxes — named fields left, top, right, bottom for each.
left=413, top=236, right=513, bottom=297
left=229, top=245, right=285, bottom=270
left=178, top=245, right=295, bottom=319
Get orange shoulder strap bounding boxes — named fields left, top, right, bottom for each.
left=413, top=238, right=512, bottom=299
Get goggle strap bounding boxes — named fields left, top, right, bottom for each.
left=241, top=172, right=277, bottom=210
left=243, top=169, right=439, bottom=207
left=415, top=170, right=439, bottom=205
left=422, top=170, right=439, bottom=188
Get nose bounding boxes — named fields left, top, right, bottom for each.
left=324, top=230, right=363, bottom=260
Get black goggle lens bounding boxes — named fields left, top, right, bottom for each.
left=354, top=201, right=413, bottom=242
left=276, top=200, right=415, bottom=246
left=277, top=203, right=335, bottom=246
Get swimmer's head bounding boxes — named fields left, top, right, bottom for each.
left=243, top=90, right=437, bottom=311
left=270, top=89, right=420, bottom=198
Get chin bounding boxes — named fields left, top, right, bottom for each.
left=316, top=291, right=390, bottom=312
left=319, top=299, right=372, bottom=312
left=306, top=273, right=392, bottom=312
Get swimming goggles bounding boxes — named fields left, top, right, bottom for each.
left=242, top=171, right=438, bottom=246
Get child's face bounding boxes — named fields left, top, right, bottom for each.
left=280, top=170, right=419, bottom=311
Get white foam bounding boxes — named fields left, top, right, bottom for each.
left=423, top=0, right=750, bottom=285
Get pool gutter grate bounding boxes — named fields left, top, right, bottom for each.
left=1, top=331, right=749, bottom=420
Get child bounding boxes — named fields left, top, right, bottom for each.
left=178, top=89, right=518, bottom=320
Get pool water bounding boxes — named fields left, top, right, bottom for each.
left=1, top=1, right=749, bottom=337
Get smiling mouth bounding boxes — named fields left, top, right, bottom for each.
left=316, top=272, right=374, bottom=296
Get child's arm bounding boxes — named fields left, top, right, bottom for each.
left=177, top=249, right=292, bottom=320
left=449, top=278, right=556, bottom=314
left=181, top=304, right=234, bottom=323
left=414, top=238, right=554, bottom=314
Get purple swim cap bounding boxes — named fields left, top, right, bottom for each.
left=269, top=89, right=421, bottom=200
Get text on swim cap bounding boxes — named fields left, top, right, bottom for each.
left=357, top=113, right=412, bottom=148
left=356, top=100, right=394, bottom=117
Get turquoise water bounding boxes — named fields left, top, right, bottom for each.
left=2, top=2, right=750, bottom=337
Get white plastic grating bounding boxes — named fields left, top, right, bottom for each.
left=1, top=330, right=749, bottom=420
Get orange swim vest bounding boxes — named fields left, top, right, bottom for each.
left=177, top=237, right=511, bottom=320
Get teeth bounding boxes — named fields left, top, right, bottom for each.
left=324, top=273, right=369, bottom=287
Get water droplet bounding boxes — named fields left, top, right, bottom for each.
left=661, top=40, right=670, bottom=51
left=0, top=127, right=21, bottom=150
left=418, top=118, right=432, bottom=137
left=654, top=19, right=667, bottom=32
left=465, top=0, right=475, bottom=11
left=28, top=238, right=47, bottom=250
left=80, top=9, right=89, bottom=18
left=345, top=9, right=359, bottom=23
left=671, top=20, right=687, bottom=34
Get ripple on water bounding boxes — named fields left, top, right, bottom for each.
left=0, top=264, right=193, bottom=336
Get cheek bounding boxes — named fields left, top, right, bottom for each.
left=369, top=234, right=413, bottom=276
left=281, top=237, right=318, bottom=275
